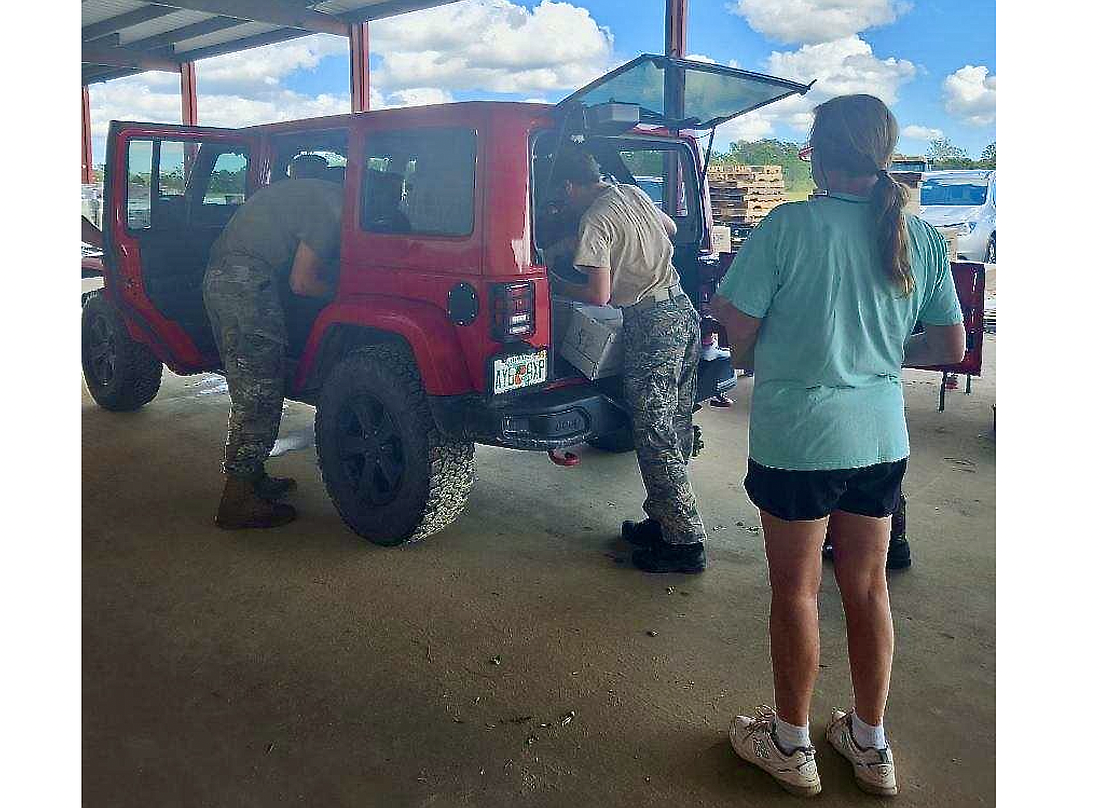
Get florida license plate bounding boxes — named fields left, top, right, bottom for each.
left=493, top=350, right=548, bottom=395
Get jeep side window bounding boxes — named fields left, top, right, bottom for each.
left=124, top=139, right=197, bottom=230
left=126, top=140, right=153, bottom=230
left=271, top=130, right=349, bottom=185
left=160, top=141, right=189, bottom=193
left=202, top=151, right=248, bottom=206
left=360, top=128, right=476, bottom=237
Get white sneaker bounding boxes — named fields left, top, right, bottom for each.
left=729, top=706, right=822, bottom=797
left=826, top=709, right=898, bottom=796
left=701, top=343, right=732, bottom=362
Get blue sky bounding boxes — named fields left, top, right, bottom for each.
left=89, top=1, right=996, bottom=163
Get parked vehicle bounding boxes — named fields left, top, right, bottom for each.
left=84, top=55, right=811, bottom=545
left=889, top=154, right=932, bottom=173
left=918, top=170, right=996, bottom=263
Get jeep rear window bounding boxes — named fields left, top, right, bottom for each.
left=360, top=128, right=476, bottom=237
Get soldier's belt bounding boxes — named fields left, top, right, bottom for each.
left=625, top=283, right=684, bottom=310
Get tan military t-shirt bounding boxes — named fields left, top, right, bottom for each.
left=572, top=182, right=680, bottom=307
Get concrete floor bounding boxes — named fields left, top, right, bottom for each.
left=83, top=340, right=995, bottom=807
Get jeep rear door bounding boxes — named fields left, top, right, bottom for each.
left=104, top=122, right=259, bottom=371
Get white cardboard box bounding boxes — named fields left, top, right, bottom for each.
left=553, top=298, right=624, bottom=380
left=711, top=224, right=732, bottom=255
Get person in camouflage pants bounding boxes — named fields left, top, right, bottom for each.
left=203, top=262, right=288, bottom=481
left=202, top=177, right=343, bottom=529
left=622, top=295, right=708, bottom=549
left=550, top=146, right=708, bottom=573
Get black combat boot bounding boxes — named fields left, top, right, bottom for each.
left=621, top=517, right=663, bottom=547
left=215, top=475, right=297, bottom=529
left=631, top=541, right=706, bottom=574
left=822, top=495, right=911, bottom=570
left=885, top=495, right=911, bottom=570
left=254, top=472, right=298, bottom=501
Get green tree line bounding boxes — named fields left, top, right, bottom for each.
left=709, top=137, right=994, bottom=199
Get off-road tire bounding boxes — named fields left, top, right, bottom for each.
left=315, top=346, right=475, bottom=546
left=81, top=293, right=163, bottom=411
left=986, top=232, right=996, bottom=264
left=587, top=426, right=635, bottom=454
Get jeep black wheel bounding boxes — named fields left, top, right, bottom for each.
left=587, top=426, right=635, bottom=454
left=315, top=346, right=474, bottom=546
left=81, top=293, right=163, bottom=411
left=986, top=232, right=996, bottom=264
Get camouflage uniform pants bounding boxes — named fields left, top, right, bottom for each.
left=622, top=294, right=707, bottom=545
left=202, top=261, right=288, bottom=480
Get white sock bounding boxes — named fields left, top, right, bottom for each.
left=774, top=716, right=811, bottom=754
left=852, top=711, right=888, bottom=750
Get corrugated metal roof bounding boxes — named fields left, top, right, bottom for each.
left=82, top=2, right=460, bottom=84
left=172, top=21, right=283, bottom=53
left=116, top=11, right=213, bottom=45
left=81, top=1, right=148, bottom=28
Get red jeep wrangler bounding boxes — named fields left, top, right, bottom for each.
left=82, top=56, right=816, bottom=545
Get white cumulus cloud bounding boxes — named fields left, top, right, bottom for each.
left=767, top=36, right=916, bottom=104
left=728, top=0, right=912, bottom=45
left=943, top=65, right=996, bottom=126
left=386, top=87, right=455, bottom=107
left=371, top=0, right=614, bottom=94
left=901, top=124, right=943, bottom=141
left=715, top=36, right=916, bottom=145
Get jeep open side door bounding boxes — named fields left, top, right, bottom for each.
left=104, top=121, right=260, bottom=372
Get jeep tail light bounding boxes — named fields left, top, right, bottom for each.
left=491, top=282, right=535, bottom=342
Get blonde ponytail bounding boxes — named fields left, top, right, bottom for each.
left=871, top=169, right=914, bottom=296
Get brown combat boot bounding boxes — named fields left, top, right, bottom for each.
left=254, top=472, right=297, bottom=501
left=215, top=475, right=297, bottom=529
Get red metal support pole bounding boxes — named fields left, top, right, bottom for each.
left=81, top=85, right=94, bottom=184
left=665, top=0, right=686, bottom=57
left=180, top=61, right=198, bottom=125
left=350, top=21, right=370, bottom=113
left=663, top=0, right=687, bottom=215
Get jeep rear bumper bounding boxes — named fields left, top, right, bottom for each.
left=429, top=384, right=628, bottom=450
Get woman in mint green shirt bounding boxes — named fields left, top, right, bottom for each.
left=713, top=95, right=966, bottom=797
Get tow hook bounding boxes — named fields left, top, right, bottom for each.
left=548, top=449, right=580, bottom=467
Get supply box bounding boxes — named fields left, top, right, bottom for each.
left=553, top=298, right=624, bottom=380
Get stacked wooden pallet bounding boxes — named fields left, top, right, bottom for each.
left=707, top=164, right=788, bottom=233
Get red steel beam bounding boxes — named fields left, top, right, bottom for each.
left=180, top=62, right=198, bottom=125
left=350, top=21, right=370, bottom=113
left=665, top=0, right=686, bottom=58
left=663, top=0, right=687, bottom=216
left=81, top=85, right=94, bottom=184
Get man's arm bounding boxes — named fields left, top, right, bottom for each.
left=288, top=241, right=334, bottom=299
left=710, top=295, right=761, bottom=370
left=555, top=265, right=612, bottom=306
left=903, top=323, right=966, bottom=367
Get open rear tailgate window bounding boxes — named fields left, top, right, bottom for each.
left=557, top=54, right=812, bottom=129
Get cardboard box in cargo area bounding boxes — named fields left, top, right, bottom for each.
left=553, top=298, right=624, bottom=380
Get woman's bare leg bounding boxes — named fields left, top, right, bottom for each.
left=760, top=511, right=829, bottom=726
left=828, top=509, right=893, bottom=725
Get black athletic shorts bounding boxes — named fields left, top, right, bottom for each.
left=744, top=458, right=908, bottom=522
